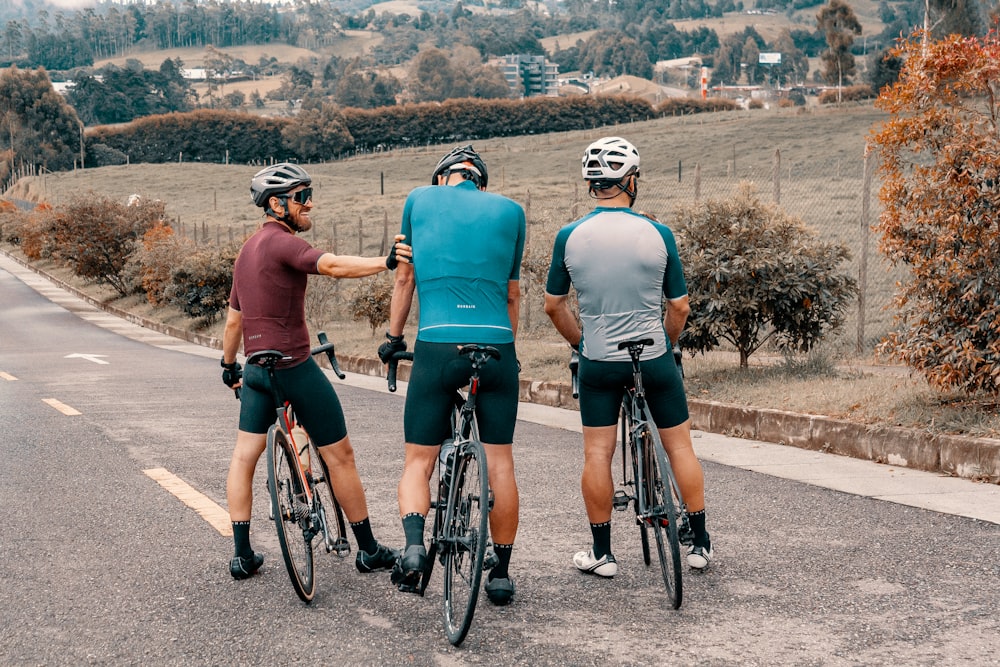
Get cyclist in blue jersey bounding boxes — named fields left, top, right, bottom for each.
left=544, top=137, right=713, bottom=576
left=379, top=145, right=526, bottom=605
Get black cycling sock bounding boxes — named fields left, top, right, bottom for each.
left=402, top=513, right=426, bottom=548
left=590, top=521, right=612, bottom=559
left=350, top=518, right=378, bottom=554
left=687, top=509, right=709, bottom=548
left=233, top=520, right=253, bottom=558
left=489, top=543, right=513, bottom=581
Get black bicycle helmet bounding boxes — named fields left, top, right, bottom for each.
left=431, top=145, right=488, bottom=189
left=250, top=162, right=312, bottom=207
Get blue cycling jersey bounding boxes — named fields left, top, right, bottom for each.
left=400, top=180, right=526, bottom=344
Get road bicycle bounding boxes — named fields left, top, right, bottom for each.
left=243, top=332, right=351, bottom=603
left=570, top=339, right=692, bottom=609
left=387, top=345, right=496, bottom=646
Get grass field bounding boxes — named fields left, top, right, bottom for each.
left=7, top=103, right=1000, bottom=438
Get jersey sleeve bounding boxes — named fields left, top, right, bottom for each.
left=509, top=205, right=526, bottom=281
left=545, top=226, right=572, bottom=296
left=658, top=224, right=688, bottom=300
left=275, top=232, right=324, bottom=274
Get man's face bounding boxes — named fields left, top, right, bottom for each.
left=281, top=185, right=313, bottom=232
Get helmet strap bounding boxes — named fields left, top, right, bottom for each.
left=268, top=195, right=301, bottom=232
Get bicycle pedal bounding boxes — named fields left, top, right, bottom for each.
left=612, top=490, right=631, bottom=511
left=483, top=546, right=499, bottom=571
left=329, top=537, right=351, bottom=557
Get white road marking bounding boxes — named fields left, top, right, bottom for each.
left=42, top=398, right=81, bottom=415
left=64, top=353, right=110, bottom=365
left=0, top=371, right=16, bottom=381
left=143, top=468, right=233, bottom=536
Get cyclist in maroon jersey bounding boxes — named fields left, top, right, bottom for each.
left=221, top=162, right=411, bottom=580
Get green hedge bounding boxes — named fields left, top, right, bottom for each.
left=85, top=95, right=733, bottom=164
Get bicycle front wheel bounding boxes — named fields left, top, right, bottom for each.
left=642, top=427, right=683, bottom=609
left=310, top=444, right=351, bottom=557
left=266, top=427, right=316, bottom=603
left=441, top=439, right=490, bottom=646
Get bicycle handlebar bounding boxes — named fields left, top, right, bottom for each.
left=569, top=349, right=580, bottom=399
left=386, top=350, right=414, bottom=393
left=315, top=331, right=346, bottom=380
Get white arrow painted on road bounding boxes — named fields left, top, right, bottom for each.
left=65, top=353, right=109, bottom=365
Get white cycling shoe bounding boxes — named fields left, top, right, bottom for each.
left=573, top=548, right=618, bottom=578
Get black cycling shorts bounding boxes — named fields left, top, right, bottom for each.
left=239, top=356, right=348, bottom=447
left=578, top=351, right=689, bottom=428
left=404, top=341, right=519, bottom=446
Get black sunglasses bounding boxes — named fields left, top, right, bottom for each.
left=290, top=187, right=312, bottom=205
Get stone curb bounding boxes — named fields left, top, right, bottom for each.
left=6, top=249, right=998, bottom=484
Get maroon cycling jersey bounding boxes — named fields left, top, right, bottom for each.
left=229, top=221, right=325, bottom=366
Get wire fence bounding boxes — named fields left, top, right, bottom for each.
left=637, top=147, right=901, bottom=356
left=163, top=145, right=900, bottom=357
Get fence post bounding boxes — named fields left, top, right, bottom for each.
left=357, top=217, right=363, bottom=255
left=772, top=148, right=781, bottom=205
left=694, top=163, right=702, bottom=201
left=381, top=211, right=389, bottom=255
left=858, top=147, right=873, bottom=354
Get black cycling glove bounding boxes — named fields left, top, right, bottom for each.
left=221, top=358, right=243, bottom=387
left=672, top=348, right=684, bottom=379
left=378, top=332, right=406, bottom=364
left=386, top=243, right=400, bottom=270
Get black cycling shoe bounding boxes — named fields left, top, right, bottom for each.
left=390, top=544, right=427, bottom=594
left=229, top=552, right=264, bottom=580
left=484, top=575, right=515, bottom=606
left=355, top=543, right=398, bottom=573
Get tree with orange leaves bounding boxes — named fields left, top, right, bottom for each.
left=871, top=30, right=1000, bottom=394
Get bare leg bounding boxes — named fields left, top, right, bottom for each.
left=657, top=419, right=705, bottom=512
left=316, top=435, right=370, bottom=523
left=397, top=443, right=438, bottom=517
left=226, top=430, right=267, bottom=521
left=483, top=443, right=518, bottom=544
left=580, top=425, right=618, bottom=523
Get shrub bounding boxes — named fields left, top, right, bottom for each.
left=164, top=242, right=239, bottom=326
left=129, top=222, right=192, bottom=306
left=350, top=276, right=392, bottom=337
left=871, top=31, right=1000, bottom=394
left=49, top=195, right=163, bottom=296
left=818, top=84, right=875, bottom=104
left=88, top=143, right=128, bottom=167
left=673, top=183, right=857, bottom=367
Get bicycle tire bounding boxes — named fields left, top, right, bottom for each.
left=642, top=427, right=683, bottom=609
left=309, top=444, right=351, bottom=557
left=266, top=426, right=316, bottom=603
left=441, top=439, right=490, bottom=646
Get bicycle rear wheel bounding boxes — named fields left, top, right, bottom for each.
left=642, top=427, right=683, bottom=609
left=441, top=439, right=490, bottom=646
left=309, top=444, right=351, bottom=557
left=266, top=427, right=316, bottom=603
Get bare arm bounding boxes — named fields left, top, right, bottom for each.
left=664, top=295, right=691, bottom=345
left=222, top=307, right=243, bottom=364
left=387, top=261, right=415, bottom=337
left=507, top=280, right=521, bottom=339
left=543, top=292, right=581, bottom=348
left=317, top=235, right=411, bottom=279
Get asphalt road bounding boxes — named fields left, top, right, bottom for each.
left=1, top=260, right=998, bottom=666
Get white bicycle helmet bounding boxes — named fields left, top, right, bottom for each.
left=250, top=162, right=312, bottom=207
left=581, top=137, right=640, bottom=182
